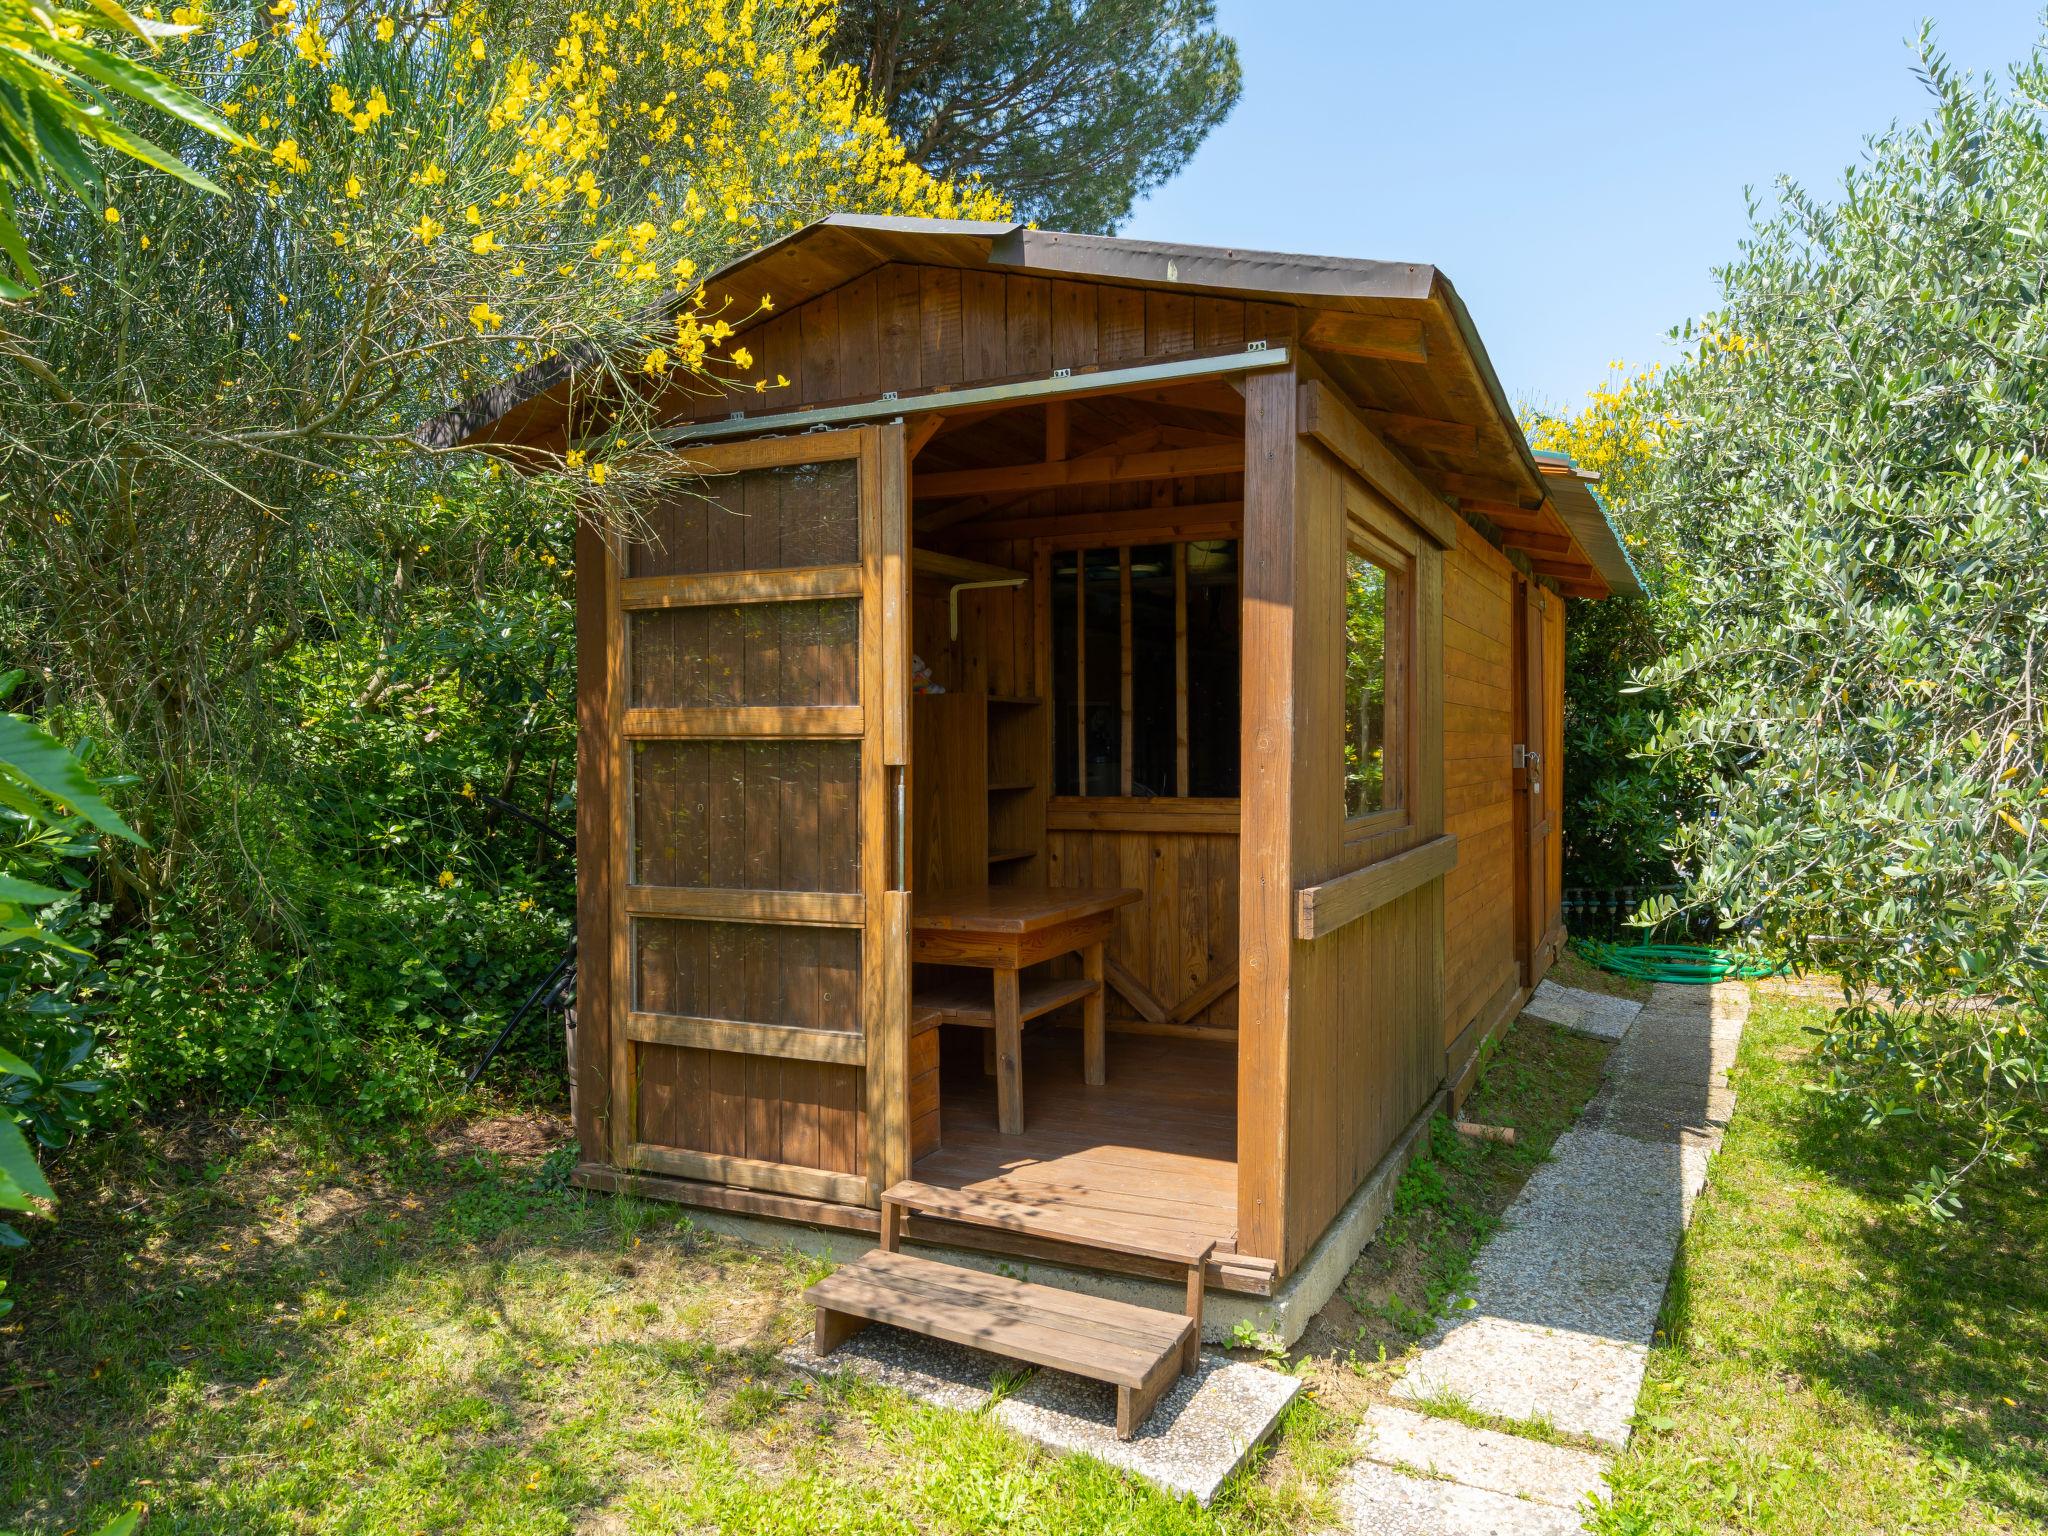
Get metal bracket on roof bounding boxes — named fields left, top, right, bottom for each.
left=949, top=576, right=1028, bottom=640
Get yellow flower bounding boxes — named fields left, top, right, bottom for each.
left=410, top=214, right=445, bottom=245
left=375, top=15, right=394, bottom=40
left=729, top=345, right=752, bottom=370
left=270, top=137, right=310, bottom=174
left=469, top=35, right=485, bottom=58
left=465, top=204, right=482, bottom=225
left=470, top=230, right=502, bottom=254
left=288, top=330, right=301, bottom=341
left=231, top=36, right=258, bottom=57
left=437, top=869, right=455, bottom=888
left=469, top=301, right=503, bottom=331
left=328, top=83, right=353, bottom=114
left=460, top=781, right=476, bottom=800
left=138, top=234, right=151, bottom=250
left=103, top=206, right=120, bottom=224
left=642, top=346, right=670, bottom=374
left=291, top=18, right=327, bottom=65
left=587, top=463, right=608, bottom=485
left=344, top=173, right=363, bottom=198
left=565, top=448, right=586, bottom=469
left=265, top=0, right=289, bottom=13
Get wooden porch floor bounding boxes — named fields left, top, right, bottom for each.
left=910, top=1028, right=1267, bottom=1286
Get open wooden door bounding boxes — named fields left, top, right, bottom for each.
left=1512, top=576, right=1556, bottom=985
left=606, top=425, right=910, bottom=1208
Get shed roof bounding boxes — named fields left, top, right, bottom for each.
left=420, top=214, right=1638, bottom=597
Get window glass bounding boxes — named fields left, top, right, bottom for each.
left=1345, top=550, right=1393, bottom=818
left=1048, top=538, right=1241, bottom=799
left=1186, top=541, right=1240, bottom=796
left=1128, top=545, right=1176, bottom=796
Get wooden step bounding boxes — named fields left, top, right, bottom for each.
left=807, top=1248, right=1192, bottom=1437
left=883, top=1179, right=1216, bottom=1267
left=914, top=973, right=1099, bottom=1028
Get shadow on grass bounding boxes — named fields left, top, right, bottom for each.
left=0, top=1109, right=797, bottom=1532
left=1766, top=1039, right=2047, bottom=1527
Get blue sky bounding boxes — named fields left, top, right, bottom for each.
left=1121, top=2, right=2044, bottom=412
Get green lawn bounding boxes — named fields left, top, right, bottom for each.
left=1593, top=981, right=2047, bottom=1535
left=2, top=985, right=2035, bottom=1534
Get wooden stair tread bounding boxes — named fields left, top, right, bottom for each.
left=806, top=1250, right=1188, bottom=1389
left=914, top=974, right=1100, bottom=1027
left=884, top=1179, right=1217, bottom=1267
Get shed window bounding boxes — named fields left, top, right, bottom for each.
left=1344, top=531, right=1410, bottom=824
left=1052, top=539, right=1239, bottom=798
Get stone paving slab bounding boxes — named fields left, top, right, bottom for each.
left=1337, top=1462, right=1590, bottom=1535
left=1357, top=1404, right=1609, bottom=1511
left=997, top=1353, right=1300, bottom=1505
left=787, top=1328, right=1297, bottom=1506
left=1522, top=980, right=1642, bottom=1042
left=1445, top=1127, right=1701, bottom=1341
left=1392, top=1314, right=1649, bottom=1447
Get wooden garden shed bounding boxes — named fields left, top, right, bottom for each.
left=425, top=215, right=1640, bottom=1319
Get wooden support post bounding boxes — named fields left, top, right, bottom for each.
left=880, top=1196, right=905, bottom=1252
left=1182, top=1250, right=1209, bottom=1374
left=1082, top=941, right=1107, bottom=1087
left=815, top=1306, right=871, bottom=1354
left=994, top=968, right=1023, bottom=1134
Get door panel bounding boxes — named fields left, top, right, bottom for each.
left=1512, top=577, right=1555, bottom=985
left=608, top=426, right=908, bottom=1206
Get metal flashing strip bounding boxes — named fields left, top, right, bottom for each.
left=654, top=346, right=1290, bottom=447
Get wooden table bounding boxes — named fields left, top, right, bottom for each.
left=910, top=885, right=1140, bottom=1136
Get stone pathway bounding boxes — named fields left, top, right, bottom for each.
left=1338, top=980, right=1749, bottom=1534
left=783, top=1331, right=1299, bottom=1505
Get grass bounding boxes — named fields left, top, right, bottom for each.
left=1591, top=980, right=2048, bottom=1535
left=12, top=984, right=2026, bottom=1534
left=0, top=1016, right=1608, bottom=1536
left=0, top=1110, right=1346, bottom=1534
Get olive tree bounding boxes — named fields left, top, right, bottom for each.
left=1638, top=32, right=2048, bottom=1210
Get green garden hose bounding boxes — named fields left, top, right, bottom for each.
left=1575, top=939, right=1779, bottom=985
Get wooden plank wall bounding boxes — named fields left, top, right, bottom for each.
left=1240, top=368, right=1447, bottom=1272
left=1045, top=828, right=1239, bottom=1035
left=676, top=263, right=1300, bottom=422
left=1441, top=532, right=1518, bottom=1048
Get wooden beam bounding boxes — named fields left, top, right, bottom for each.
left=905, top=414, right=947, bottom=459
left=1461, top=498, right=1559, bottom=532
left=621, top=705, right=864, bottom=739
left=625, top=1012, right=867, bottom=1065
left=1361, top=409, right=1477, bottom=454
left=619, top=565, right=862, bottom=610
left=623, top=1144, right=871, bottom=1206
left=1432, top=470, right=1540, bottom=508
left=912, top=442, right=1242, bottom=500
left=1295, top=835, right=1459, bottom=941
left=953, top=501, right=1242, bottom=549
left=911, top=549, right=1026, bottom=584
left=1102, top=957, right=1167, bottom=1024
left=623, top=886, right=865, bottom=927
left=1046, top=797, right=1241, bottom=834
left=1166, top=963, right=1239, bottom=1027
left=1296, top=380, right=1460, bottom=549
left=1302, top=310, right=1429, bottom=365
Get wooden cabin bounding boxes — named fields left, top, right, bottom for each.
left=425, top=216, right=1640, bottom=1317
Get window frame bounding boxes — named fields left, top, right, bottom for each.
left=1044, top=533, right=1242, bottom=805
left=1342, top=482, right=1421, bottom=848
